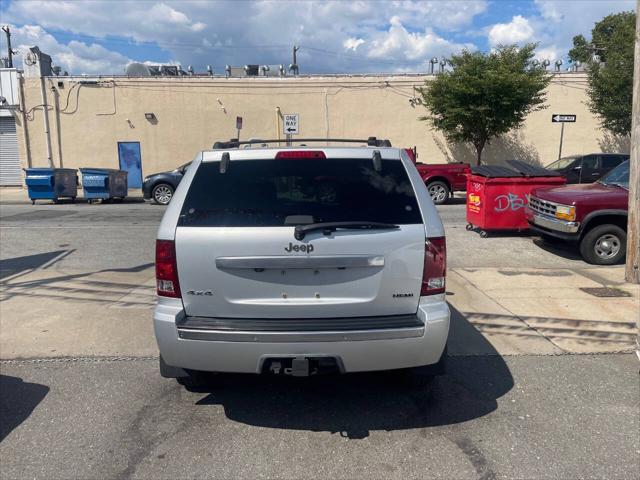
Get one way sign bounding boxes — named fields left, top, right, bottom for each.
left=552, top=114, right=576, bottom=123
left=283, top=114, right=299, bottom=135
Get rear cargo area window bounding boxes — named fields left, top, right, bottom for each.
left=178, top=158, right=421, bottom=227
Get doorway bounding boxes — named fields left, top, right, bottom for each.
left=117, top=142, right=142, bottom=188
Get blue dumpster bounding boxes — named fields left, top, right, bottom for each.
left=24, top=168, right=78, bottom=205
left=79, top=168, right=128, bottom=202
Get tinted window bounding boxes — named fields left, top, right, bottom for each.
left=581, top=155, right=598, bottom=169
left=179, top=158, right=422, bottom=227
left=601, top=156, right=624, bottom=169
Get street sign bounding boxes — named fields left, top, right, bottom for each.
left=283, top=114, right=299, bottom=135
left=236, top=116, right=243, bottom=130
left=552, top=114, right=576, bottom=123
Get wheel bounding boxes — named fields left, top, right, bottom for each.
left=480, top=230, right=488, bottom=238
left=52, top=198, right=59, bottom=204
left=152, top=183, right=174, bottom=205
left=579, top=224, right=626, bottom=265
left=465, top=223, right=473, bottom=231
left=426, top=181, right=450, bottom=205
left=71, top=197, right=76, bottom=203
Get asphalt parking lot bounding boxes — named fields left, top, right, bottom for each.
left=1, top=198, right=638, bottom=479
left=0, top=197, right=590, bottom=271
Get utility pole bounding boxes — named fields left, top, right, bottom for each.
left=628, top=1, right=639, bottom=363
left=1, top=25, right=17, bottom=68
left=290, top=45, right=299, bottom=75
left=627, top=1, right=639, bottom=285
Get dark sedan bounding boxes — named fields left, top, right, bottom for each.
left=546, top=153, right=628, bottom=184
left=142, top=162, right=191, bottom=205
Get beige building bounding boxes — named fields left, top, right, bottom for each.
left=1, top=71, right=631, bottom=187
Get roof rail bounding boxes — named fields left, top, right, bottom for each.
left=211, top=137, right=392, bottom=149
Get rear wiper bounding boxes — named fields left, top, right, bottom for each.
left=294, top=221, right=399, bottom=240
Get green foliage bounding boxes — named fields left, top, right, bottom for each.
left=418, top=44, right=551, bottom=165
left=570, top=11, right=636, bottom=135
left=568, top=34, right=591, bottom=64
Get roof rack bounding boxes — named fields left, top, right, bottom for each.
left=212, top=137, right=392, bottom=149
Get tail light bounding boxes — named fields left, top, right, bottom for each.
left=156, top=239, right=181, bottom=297
left=421, top=236, right=446, bottom=295
left=275, top=151, right=326, bottom=159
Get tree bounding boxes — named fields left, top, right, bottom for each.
left=569, top=11, right=636, bottom=136
left=418, top=44, right=551, bottom=165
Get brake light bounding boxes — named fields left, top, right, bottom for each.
left=156, top=239, right=181, bottom=297
left=421, top=237, right=446, bottom=295
left=275, top=151, right=326, bottom=159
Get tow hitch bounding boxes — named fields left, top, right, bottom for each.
left=263, top=357, right=340, bottom=376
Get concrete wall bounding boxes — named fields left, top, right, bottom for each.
left=16, top=73, right=630, bottom=177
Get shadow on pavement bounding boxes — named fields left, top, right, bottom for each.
left=0, top=250, right=70, bottom=280
left=1, top=261, right=155, bottom=306
left=0, top=375, right=49, bottom=443
left=531, top=237, right=588, bottom=262
left=189, top=305, right=513, bottom=439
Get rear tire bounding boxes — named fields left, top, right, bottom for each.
left=579, top=224, right=626, bottom=265
left=426, top=181, right=450, bottom=205
left=152, top=183, right=174, bottom=205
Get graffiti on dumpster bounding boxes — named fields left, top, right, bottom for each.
left=494, top=193, right=528, bottom=212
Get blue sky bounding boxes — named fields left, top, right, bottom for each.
left=0, top=0, right=635, bottom=74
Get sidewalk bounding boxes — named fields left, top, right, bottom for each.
left=0, top=187, right=145, bottom=205
left=0, top=262, right=637, bottom=360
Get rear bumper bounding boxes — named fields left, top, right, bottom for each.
left=154, top=297, right=450, bottom=374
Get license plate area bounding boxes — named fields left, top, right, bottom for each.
left=261, top=356, right=342, bottom=376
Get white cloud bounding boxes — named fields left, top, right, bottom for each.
left=343, top=38, right=365, bottom=51
left=368, top=16, right=475, bottom=63
left=488, top=15, right=534, bottom=47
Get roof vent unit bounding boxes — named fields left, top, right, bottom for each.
left=260, top=65, right=281, bottom=77
left=244, top=64, right=260, bottom=76
left=160, top=65, right=179, bottom=76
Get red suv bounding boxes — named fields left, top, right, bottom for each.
left=526, top=160, right=630, bottom=265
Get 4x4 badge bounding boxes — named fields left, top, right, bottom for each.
left=187, top=290, right=213, bottom=296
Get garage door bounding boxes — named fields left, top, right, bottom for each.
left=0, top=117, right=22, bottom=186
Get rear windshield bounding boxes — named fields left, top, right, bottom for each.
left=179, top=158, right=422, bottom=227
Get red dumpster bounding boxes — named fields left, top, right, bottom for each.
left=466, top=160, right=566, bottom=237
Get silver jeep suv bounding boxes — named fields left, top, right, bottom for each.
left=154, top=139, right=450, bottom=385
